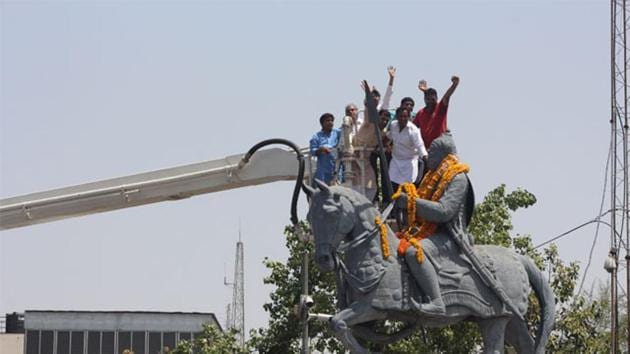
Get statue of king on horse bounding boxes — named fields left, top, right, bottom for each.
left=301, top=84, right=555, bottom=354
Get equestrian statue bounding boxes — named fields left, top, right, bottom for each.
left=303, top=132, right=555, bottom=354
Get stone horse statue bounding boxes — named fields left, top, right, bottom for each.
left=305, top=180, right=555, bottom=354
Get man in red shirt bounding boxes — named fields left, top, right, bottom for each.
left=412, top=76, right=460, bottom=148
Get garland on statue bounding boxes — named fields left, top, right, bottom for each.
left=374, top=216, right=391, bottom=259
left=392, top=154, right=470, bottom=263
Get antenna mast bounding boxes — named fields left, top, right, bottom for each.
left=231, top=227, right=245, bottom=347
left=225, top=303, right=233, bottom=330
left=222, top=226, right=245, bottom=346
left=609, top=1, right=630, bottom=352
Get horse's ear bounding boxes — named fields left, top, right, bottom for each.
left=314, top=179, right=330, bottom=194
left=303, top=182, right=316, bottom=197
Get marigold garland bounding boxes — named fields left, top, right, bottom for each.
left=391, top=183, right=419, bottom=227
left=392, top=154, right=470, bottom=264
left=374, top=216, right=390, bottom=259
left=409, top=238, right=424, bottom=263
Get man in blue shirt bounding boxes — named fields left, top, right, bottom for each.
left=310, top=113, right=341, bottom=185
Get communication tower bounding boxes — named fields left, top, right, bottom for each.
left=230, top=231, right=245, bottom=346
left=225, top=303, right=233, bottom=331
left=609, top=0, right=630, bottom=352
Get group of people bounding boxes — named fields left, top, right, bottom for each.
left=309, top=66, right=460, bottom=203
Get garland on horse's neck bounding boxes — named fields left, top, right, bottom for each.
left=392, top=154, right=470, bottom=263
left=374, top=216, right=390, bottom=258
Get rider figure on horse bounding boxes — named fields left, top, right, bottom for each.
left=394, top=132, right=475, bottom=316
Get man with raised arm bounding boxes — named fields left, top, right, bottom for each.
left=356, top=66, right=396, bottom=128
left=349, top=71, right=395, bottom=201
left=412, top=76, right=460, bottom=148
left=380, top=65, right=396, bottom=111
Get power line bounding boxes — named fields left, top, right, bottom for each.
left=534, top=209, right=627, bottom=251
left=579, top=143, right=613, bottom=294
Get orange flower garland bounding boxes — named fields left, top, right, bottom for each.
left=374, top=216, right=390, bottom=259
left=392, top=154, right=470, bottom=263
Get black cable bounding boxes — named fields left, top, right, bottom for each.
left=534, top=219, right=603, bottom=250
left=241, top=139, right=305, bottom=226
left=534, top=212, right=627, bottom=250
left=579, top=143, right=612, bottom=294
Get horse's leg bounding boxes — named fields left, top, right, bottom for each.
left=504, top=317, right=534, bottom=353
left=478, top=317, right=510, bottom=354
left=330, top=301, right=386, bottom=354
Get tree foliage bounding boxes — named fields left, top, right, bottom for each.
left=248, top=184, right=613, bottom=352
left=172, top=324, right=249, bottom=354
left=248, top=221, right=345, bottom=353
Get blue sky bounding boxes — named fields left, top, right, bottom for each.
left=0, top=0, right=611, bottom=334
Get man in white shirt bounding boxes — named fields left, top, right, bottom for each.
left=386, top=107, right=428, bottom=191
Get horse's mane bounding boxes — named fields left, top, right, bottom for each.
left=328, top=185, right=370, bottom=204
left=328, top=186, right=379, bottom=231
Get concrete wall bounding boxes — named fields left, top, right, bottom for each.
left=0, top=334, right=24, bottom=354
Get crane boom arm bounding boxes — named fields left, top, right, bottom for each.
left=0, top=147, right=309, bottom=230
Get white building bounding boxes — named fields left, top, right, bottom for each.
left=22, top=310, right=221, bottom=354
left=0, top=333, right=24, bottom=354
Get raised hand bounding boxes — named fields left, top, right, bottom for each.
left=361, top=80, right=371, bottom=94
left=418, top=79, right=428, bottom=92
left=442, top=76, right=460, bottom=106
left=387, top=66, right=396, bottom=79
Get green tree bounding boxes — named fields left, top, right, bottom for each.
left=248, top=221, right=345, bottom=353
left=172, top=324, right=249, bottom=354
left=251, top=184, right=612, bottom=353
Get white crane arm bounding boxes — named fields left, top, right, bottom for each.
left=0, top=147, right=309, bottom=230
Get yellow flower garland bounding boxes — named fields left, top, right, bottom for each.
left=374, top=216, right=391, bottom=259
left=392, top=154, right=470, bottom=263
left=392, top=183, right=419, bottom=226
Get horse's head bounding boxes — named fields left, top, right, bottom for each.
left=306, top=180, right=357, bottom=272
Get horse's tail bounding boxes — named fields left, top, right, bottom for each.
left=519, top=254, right=555, bottom=354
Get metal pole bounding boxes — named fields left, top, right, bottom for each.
left=623, top=0, right=630, bottom=350
left=611, top=0, right=619, bottom=352
left=301, top=250, right=310, bottom=354
left=301, top=155, right=313, bottom=354
left=613, top=249, right=619, bottom=354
